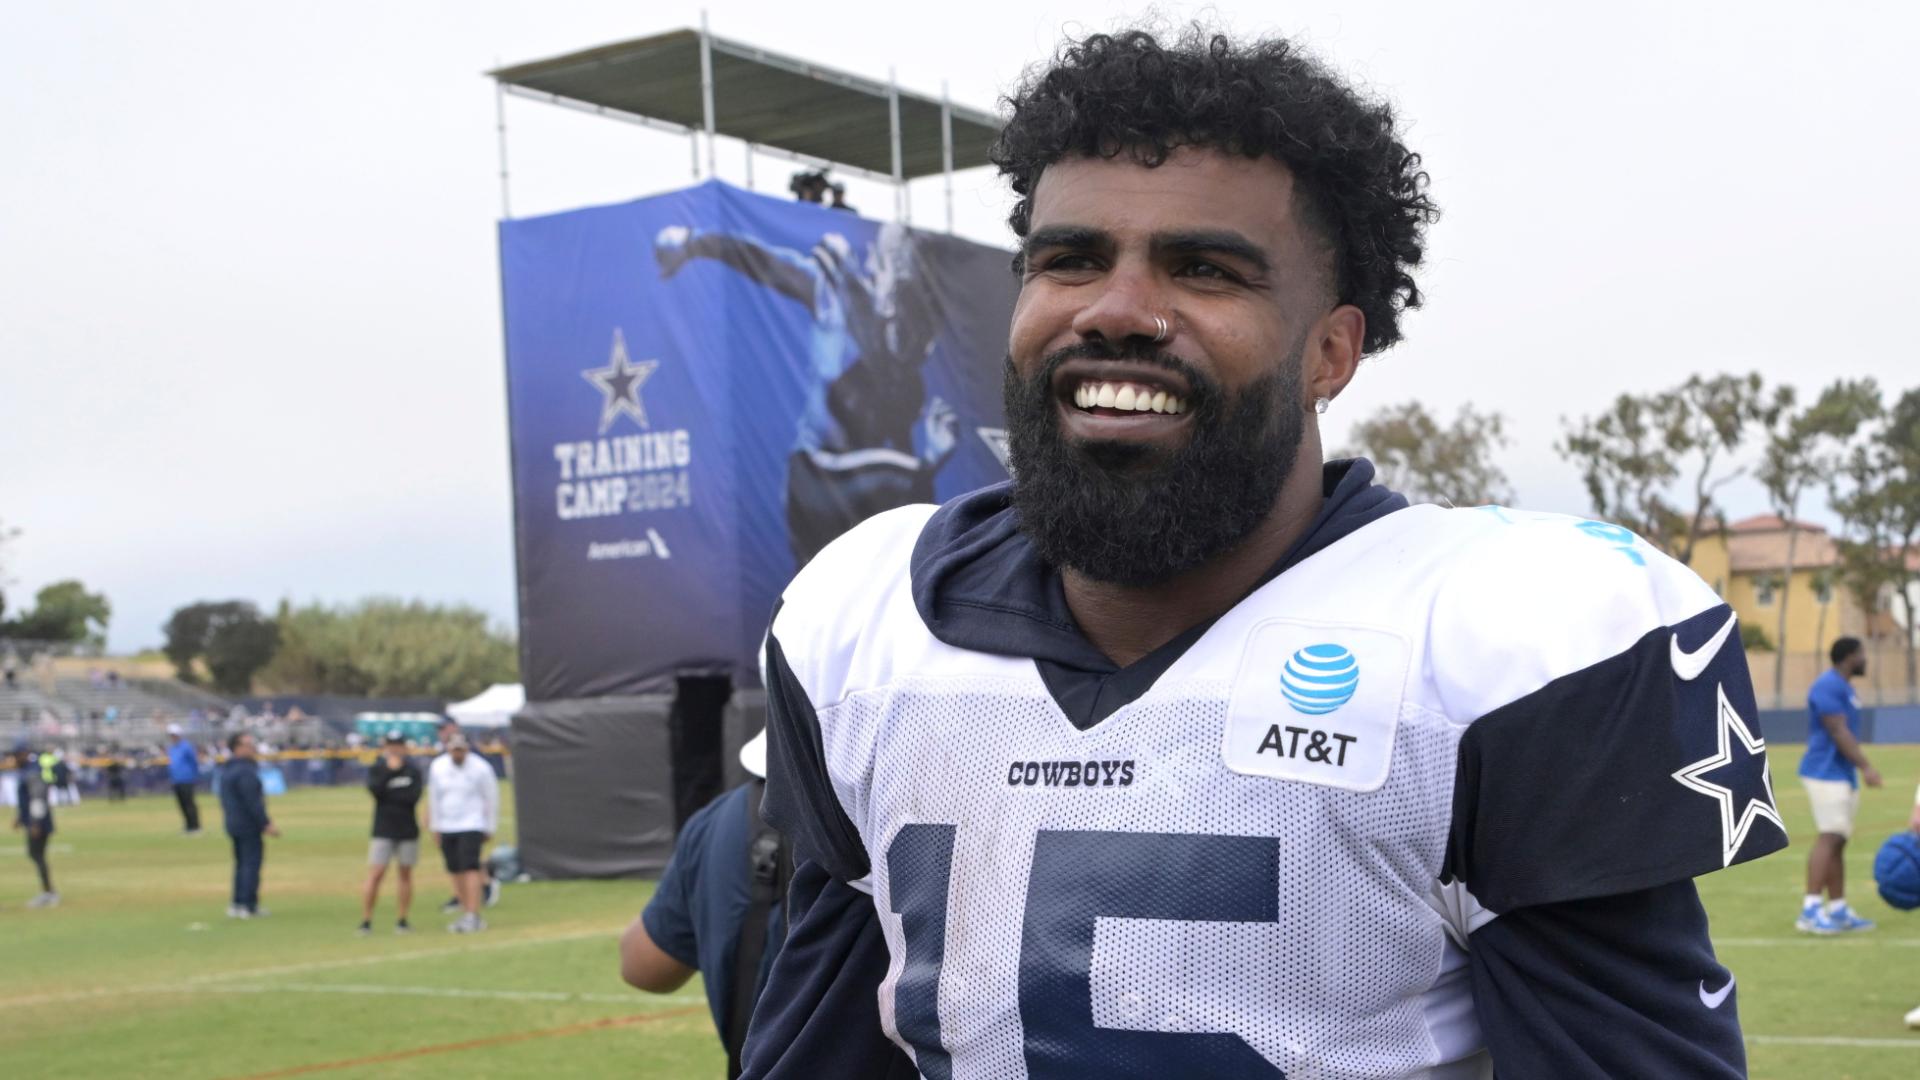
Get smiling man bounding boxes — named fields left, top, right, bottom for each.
left=742, top=28, right=1784, bottom=1079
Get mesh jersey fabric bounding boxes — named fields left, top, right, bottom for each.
left=764, top=499, right=1781, bottom=1078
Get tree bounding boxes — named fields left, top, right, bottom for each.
left=1346, top=401, right=1511, bottom=505
left=1757, top=378, right=1883, bottom=701
left=163, top=601, right=280, bottom=693
left=258, top=598, right=517, bottom=700
left=4, top=579, right=111, bottom=646
left=1557, top=373, right=1773, bottom=560
left=1835, top=387, right=1920, bottom=700
left=1665, top=373, right=1776, bottom=565
left=1558, top=391, right=1684, bottom=549
left=1888, top=388, right=1920, bottom=700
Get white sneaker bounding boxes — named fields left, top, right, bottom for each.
left=1905, top=1003, right=1920, bottom=1029
left=26, top=891, right=59, bottom=908
left=227, top=904, right=246, bottom=919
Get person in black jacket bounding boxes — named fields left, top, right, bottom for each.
left=359, top=731, right=424, bottom=934
left=10, top=746, right=58, bottom=908
left=218, top=732, right=279, bottom=918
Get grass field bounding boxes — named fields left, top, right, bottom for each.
left=4, top=748, right=1919, bottom=1078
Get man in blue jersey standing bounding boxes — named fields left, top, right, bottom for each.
left=166, top=724, right=202, bottom=834
left=1796, top=636, right=1880, bottom=933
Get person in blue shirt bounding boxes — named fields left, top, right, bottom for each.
left=1797, top=636, right=1880, bottom=933
left=218, top=732, right=280, bottom=918
left=166, top=725, right=203, bottom=835
left=621, top=731, right=790, bottom=1079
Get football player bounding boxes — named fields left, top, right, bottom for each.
left=742, top=27, right=1785, bottom=1079
left=654, top=219, right=961, bottom=567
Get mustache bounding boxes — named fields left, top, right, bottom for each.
left=1030, top=339, right=1222, bottom=406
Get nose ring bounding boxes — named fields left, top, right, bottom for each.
left=1151, top=315, right=1169, bottom=344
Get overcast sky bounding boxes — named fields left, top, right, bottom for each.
left=4, top=1, right=1915, bottom=653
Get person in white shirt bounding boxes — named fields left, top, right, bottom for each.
left=425, top=734, right=498, bottom=933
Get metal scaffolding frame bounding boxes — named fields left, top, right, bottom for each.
left=489, top=16, right=999, bottom=231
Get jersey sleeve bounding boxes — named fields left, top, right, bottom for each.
left=640, top=797, right=716, bottom=970
left=761, top=614, right=871, bottom=884
left=757, top=504, right=937, bottom=885
left=1436, top=517, right=1788, bottom=912
left=739, top=860, right=919, bottom=1080
left=1467, top=880, right=1746, bottom=1078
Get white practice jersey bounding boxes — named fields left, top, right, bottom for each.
left=763, top=496, right=1782, bottom=1079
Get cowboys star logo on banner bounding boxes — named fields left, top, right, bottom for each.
left=977, top=427, right=1011, bottom=473
left=582, top=328, right=659, bottom=433
left=1671, top=680, right=1786, bottom=867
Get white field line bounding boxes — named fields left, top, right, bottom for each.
left=184, top=928, right=613, bottom=985
left=1748, top=1035, right=1920, bottom=1049
left=207, top=981, right=704, bottom=1007
left=1, top=928, right=614, bottom=1009
left=1715, top=937, right=1920, bottom=947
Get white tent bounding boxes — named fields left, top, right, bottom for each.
left=446, top=684, right=525, bottom=729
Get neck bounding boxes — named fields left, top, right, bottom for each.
left=1062, top=449, right=1326, bottom=668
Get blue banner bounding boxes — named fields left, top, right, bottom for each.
left=500, top=181, right=1014, bottom=701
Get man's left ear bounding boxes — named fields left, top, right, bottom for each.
left=1306, top=304, right=1366, bottom=408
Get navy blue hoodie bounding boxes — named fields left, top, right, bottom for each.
left=219, top=757, right=270, bottom=837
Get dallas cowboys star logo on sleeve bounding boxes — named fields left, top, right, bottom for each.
left=1671, top=681, right=1786, bottom=867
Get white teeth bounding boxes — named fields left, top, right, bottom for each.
left=1072, top=380, right=1186, bottom=414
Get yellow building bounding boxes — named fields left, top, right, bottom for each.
left=1686, top=515, right=1868, bottom=659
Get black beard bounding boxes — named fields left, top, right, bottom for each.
left=1003, top=339, right=1305, bottom=587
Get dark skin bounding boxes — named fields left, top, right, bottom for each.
left=1009, top=148, right=1366, bottom=666
left=1805, top=649, right=1877, bottom=901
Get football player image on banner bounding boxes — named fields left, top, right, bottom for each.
left=655, top=219, right=962, bottom=567
left=499, top=182, right=1013, bottom=701
left=741, top=28, right=1787, bottom=1080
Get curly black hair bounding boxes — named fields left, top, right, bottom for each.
left=992, top=28, right=1438, bottom=354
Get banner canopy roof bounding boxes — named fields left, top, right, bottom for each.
left=490, top=28, right=1002, bottom=182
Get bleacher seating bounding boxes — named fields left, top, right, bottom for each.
left=55, top=678, right=182, bottom=720
left=0, top=685, right=60, bottom=742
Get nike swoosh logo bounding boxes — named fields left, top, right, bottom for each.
left=1699, top=975, right=1735, bottom=1009
left=1671, top=613, right=1738, bottom=682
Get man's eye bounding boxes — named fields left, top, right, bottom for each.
left=1039, top=254, right=1098, bottom=273
left=1179, top=260, right=1236, bottom=280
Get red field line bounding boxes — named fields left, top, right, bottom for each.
left=225, top=1005, right=705, bottom=1078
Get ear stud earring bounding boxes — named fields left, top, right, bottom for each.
left=1314, top=397, right=1331, bottom=415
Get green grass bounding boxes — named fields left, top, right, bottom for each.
left=4, top=749, right=1919, bottom=1078
left=1700, top=744, right=1920, bottom=1080
left=1, top=780, right=723, bottom=1078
